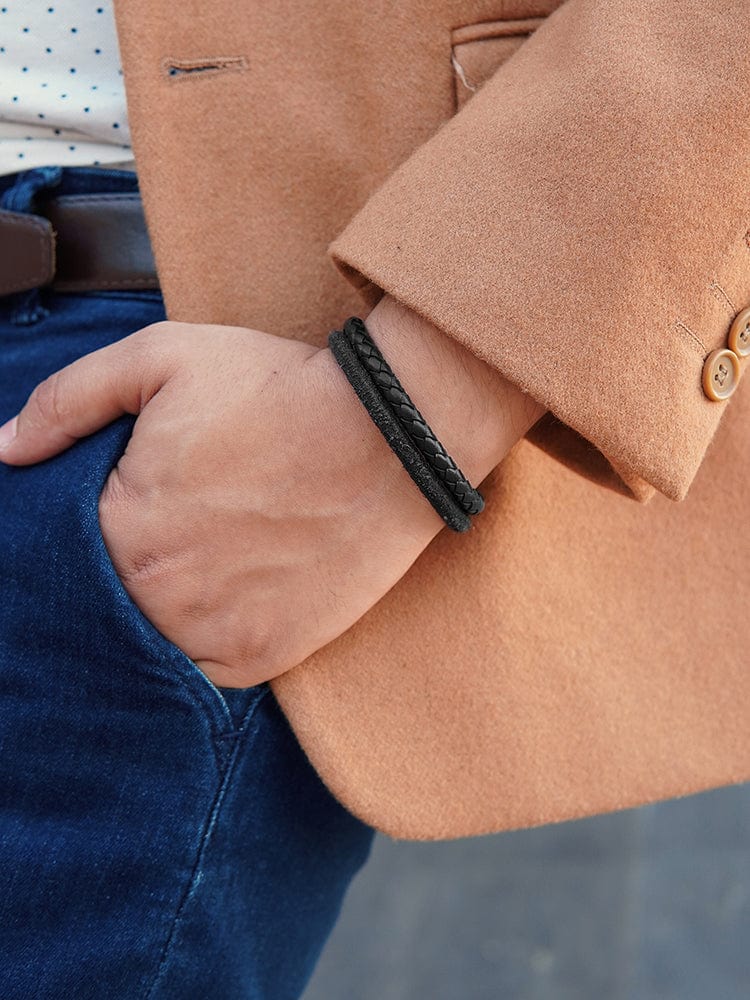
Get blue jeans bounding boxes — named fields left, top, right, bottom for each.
left=0, top=166, right=375, bottom=999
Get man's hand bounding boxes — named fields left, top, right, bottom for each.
left=0, top=303, right=545, bottom=688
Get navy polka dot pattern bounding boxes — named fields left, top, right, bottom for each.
left=0, top=1, right=135, bottom=175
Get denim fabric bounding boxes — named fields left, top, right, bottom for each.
left=0, top=166, right=375, bottom=999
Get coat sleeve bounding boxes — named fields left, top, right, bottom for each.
left=326, top=0, right=750, bottom=503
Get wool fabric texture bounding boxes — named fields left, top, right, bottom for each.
left=89, top=0, right=750, bottom=840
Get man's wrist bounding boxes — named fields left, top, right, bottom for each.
left=361, top=293, right=547, bottom=489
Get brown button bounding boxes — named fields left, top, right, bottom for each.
left=702, top=348, right=741, bottom=401
left=728, top=306, right=750, bottom=357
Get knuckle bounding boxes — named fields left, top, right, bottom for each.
left=26, top=370, right=68, bottom=429
left=109, top=529, right=178, bottom=590
left=134, top=319, right=171, bottom=340
left=115, top=549, right=173, bottom=588
left=98, top=475, right=171, bottom=589
left=132, top=320, right=181, bottom=351
left=99, top=467, right=136, bottom=516
left=128, top=321, right=183, bottom=376
left=120, top=326, right=158, bottom=365
left=232, top=617, right=286, bottom=672
left=172, top=595, right=213, bottom=628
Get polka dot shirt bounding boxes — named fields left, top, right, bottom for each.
left=0, top=1, right=135, bottom=176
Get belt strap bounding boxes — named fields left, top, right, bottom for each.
left=0, top=192, right=159, bottom=296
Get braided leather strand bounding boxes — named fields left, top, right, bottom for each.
left=328, top=328, right=471, bottom=532
left=343, top=317, right=485, bottom=516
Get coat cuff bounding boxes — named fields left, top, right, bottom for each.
left=327, top=0, right=750, bottom=503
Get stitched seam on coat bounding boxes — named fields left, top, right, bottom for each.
left=709, top=280, right=735, bottom=315
left=161, top=55, right=248, bottom=82
left=673, top=319, right=706, bottom=357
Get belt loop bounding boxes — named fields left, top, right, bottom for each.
left=0, top=165, right=63, bottom=214
left=6, top=286, right=51, bottom=327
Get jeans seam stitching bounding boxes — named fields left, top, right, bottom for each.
left=139, top=642, right=235, bottom=730
left=142, top=686, right=271, bottom=999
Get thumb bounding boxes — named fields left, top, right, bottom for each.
left=0, top=325, right=172, bottom=466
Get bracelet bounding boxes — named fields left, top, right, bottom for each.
left=328, top=327, right=472, bottom=532
left=341, top=316, right=485, bottom=516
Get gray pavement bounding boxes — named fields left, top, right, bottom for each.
left=303, top=783, right=750, bottom=1000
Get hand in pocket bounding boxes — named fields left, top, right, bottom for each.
left=0, top=320, right=444, bottom=687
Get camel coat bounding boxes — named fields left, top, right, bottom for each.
left=111, top=0, right=750, bottom=840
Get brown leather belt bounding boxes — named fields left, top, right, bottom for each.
left=0, top=192, right=159, bottom=297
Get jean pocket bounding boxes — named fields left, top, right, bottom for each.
left=81, top=417, right=257, bottom=728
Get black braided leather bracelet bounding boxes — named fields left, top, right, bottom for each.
left=328, top=327, right=472, bottom=532
left=341, top=316, right=485, bottom=516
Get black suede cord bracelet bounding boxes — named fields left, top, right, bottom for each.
left=342, top=316, right=485, bottom=516
left=328, top=327, right=472, bottom=532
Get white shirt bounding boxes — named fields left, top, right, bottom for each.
left=0, top=0, right=135, bottom=176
